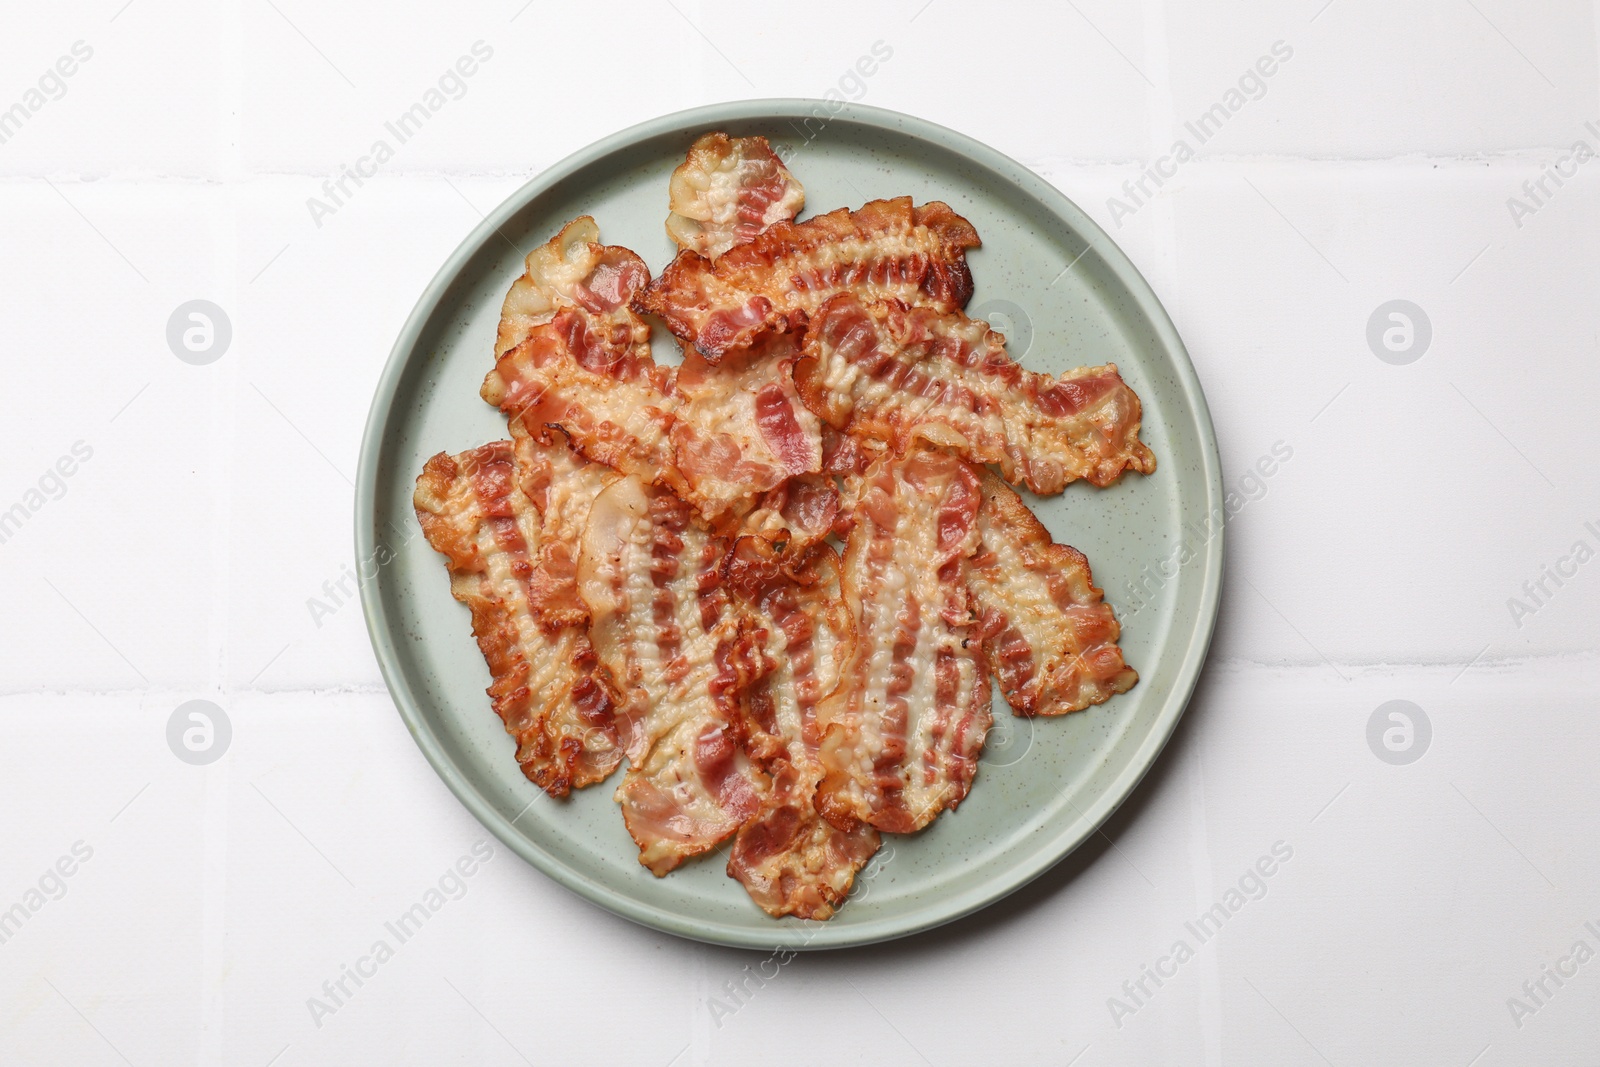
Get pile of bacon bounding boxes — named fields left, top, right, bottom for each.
left=414, top=132, right=1155, bottom=921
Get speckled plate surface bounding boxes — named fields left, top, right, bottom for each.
left=356, top=100, right=1223, bottom=950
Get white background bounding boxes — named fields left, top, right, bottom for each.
left=2, top=0, right=1597, bottom=1063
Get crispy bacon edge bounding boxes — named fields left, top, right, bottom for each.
left=815, top=449, right=993, bottom=834
left=666, top=132, right=805, bottom=260
left=495, top=216, right=653, bottom=359
left=967, top=467, right=1137, bottom=716
left=413, top=441, right=623, bottom=797
left=577, top=476, right=768, bottom=875
left=634, top=196, right=982, bottom=362
left=723, top=538, right=879, bottom=920
left=795, top=293, right=1157, bottom=492
left=484, top=304, right=681, bottom=491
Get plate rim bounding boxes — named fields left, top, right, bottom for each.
left=356, top=98, right=1224, bottom=951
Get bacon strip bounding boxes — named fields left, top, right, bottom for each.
left=577, top=476, right=766, bottom=874
left=968, top=467, right=1137, bottom=716
left=485, top=306, right=830, bottom=540
left=740, top=471, right=841, bottom=550
left=512, top=430, right=618, bottom=628
left=796, top=294, right=1157, bottom=492
left=483, top=305, right=680, bottom=489
left=414, top=441, right=623, bottom=797
left=485, top=219, right=678, bottom=490
left=669, top=334, right=826, bottom=525
left=666, top=132, right=805, bottom=260
left=635, top=196, right=981, bottom=361
left=723, top=540, right=879, bottom=919
left=495, top=216, right=651, bottom=359
left=815, top=450, right=992, bottom=834
left=487, top=217, right=839, bottom=543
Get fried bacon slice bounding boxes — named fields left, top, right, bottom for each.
left=578, top=476, right=767, bottom=875
left=815, top=449, right=993, bottom=834
left=666, top=132, right=805, bottom=260
left=486, top=305, right=829, bottom=540
left=487, top=313, right=828, bottom=534
left=512, top=429, right=618, bottom=628
left=484, top=305, right=680, bottom=490
left=488, top=217, right=840, bottom=542
left=485, top=218, right=680, bottom=490
left=796, top=294, right=1157, bottom=492
left=414, top=441, right=623, bottom=797
left=723, top=540, right=880, bottom=920
left=671, top=334, right=826, bottom=525
left=967, top=467, right=1137, bottom=716
left=635, top=196, right=981, bottom=361
left=495, top=216, right=651, bottom=359
left=739, top=472, right=840, bottom=550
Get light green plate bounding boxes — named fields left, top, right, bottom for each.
left=356, top=100, right=1222, bottom=950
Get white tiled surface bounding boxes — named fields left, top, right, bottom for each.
left=3, top=1, right=1597, bottom=1063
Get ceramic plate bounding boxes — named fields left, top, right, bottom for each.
left=356, top=99, right=1222, bottom=950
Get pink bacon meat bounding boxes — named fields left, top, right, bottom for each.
left=967, top=467, right=1138, bottom=716
left=413, top=440, right=623, bottom=797
left=815, top=449, right=992, bottom=834
left=665, top=132, right=806, bottom=260
left=577, top=475, right=767, bottom=874
left=635, top=196, right=981, bottom=362
left=796, top=293, right=1157, bottom=493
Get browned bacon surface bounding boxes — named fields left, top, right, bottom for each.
left=967, top=468, right=1138, bottom=716
left=420, top=145, right=1155, bottom=920
left=484, top=305, right=680, bottom=490
left=669, top=335, right=825, bottom=526
left=509, top=433, right=618, bottom=631
left=486, top=311, right=830, bottom=539
left=723, top=540, right=879, bottom=919
left=635, top=197, right=981, bottom=361
left=666, top=132, right=805, bottom=260
left=495, top=216, right=651, bottom=359
left=577, top=476, right=767, bottom=874
left=796, top=294, right=1157, bottom=492
left=815, top=449, right=993, bottom=834
left=414, top=441, right=623, bottom=797
left=486, top=217, right=850, bottom=550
